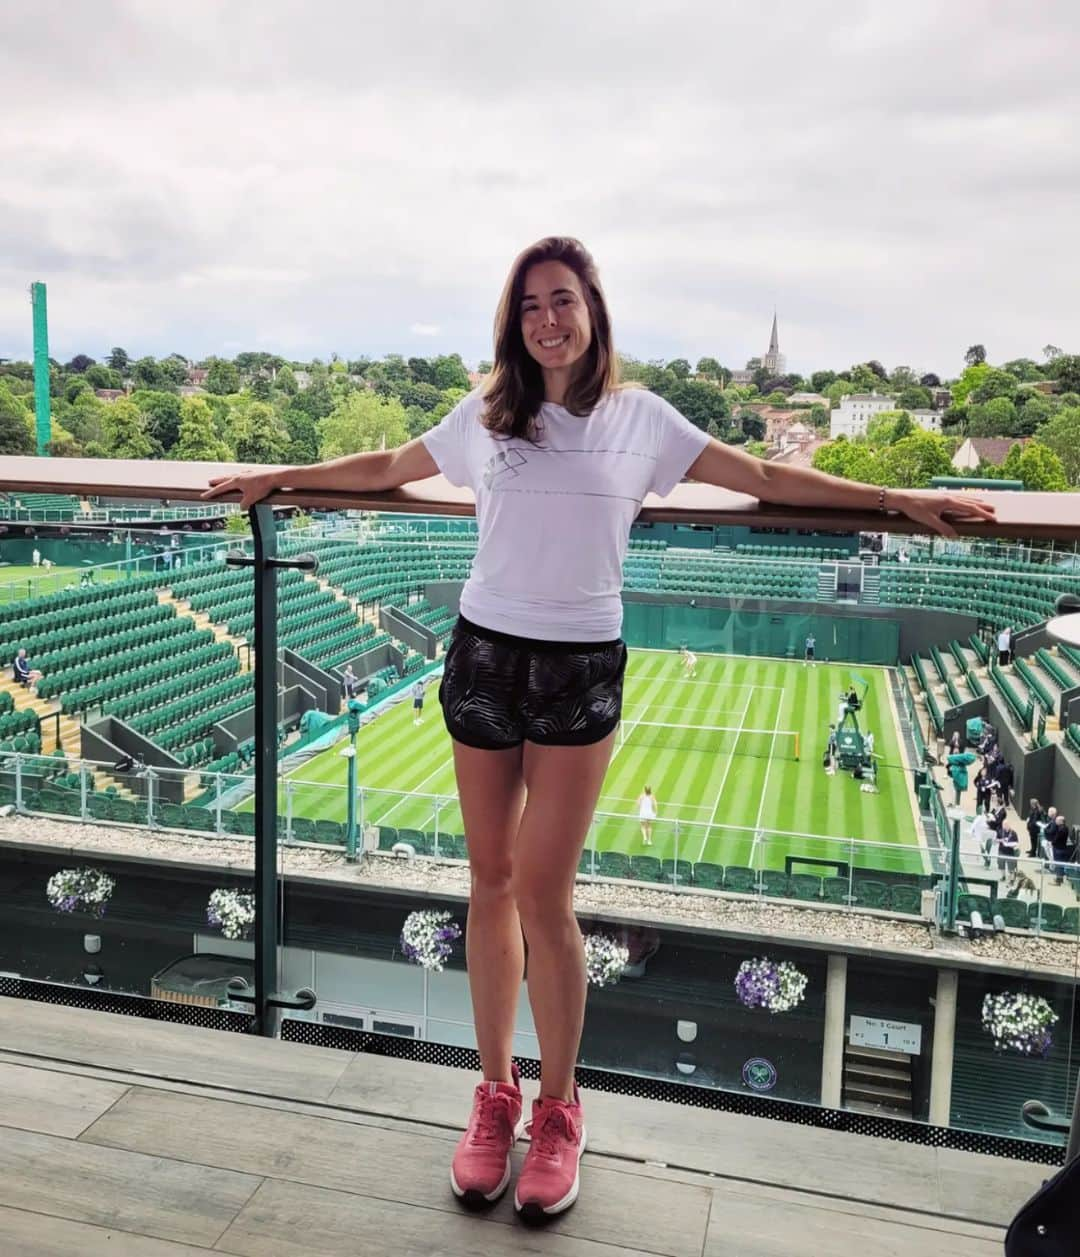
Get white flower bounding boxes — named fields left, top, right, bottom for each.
left=981, top=992, right=1058, bottom=1057
left=207, top=889, right=256, bottom=940
left=46, top=868, right=115, bottom=918
left=582, top=932, right=630, bottom=988
left=400, top=910, right=461, bottom=972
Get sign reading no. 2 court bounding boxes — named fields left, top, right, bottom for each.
left=849, top=1015, right=923, bottom=1055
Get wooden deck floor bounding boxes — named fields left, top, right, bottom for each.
left=0, top=996, right=1042, bottom=1255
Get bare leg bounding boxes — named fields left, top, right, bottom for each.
left=515, top=729, right=617, bottom=1102
left=452, top=739, right=526, bottom=1085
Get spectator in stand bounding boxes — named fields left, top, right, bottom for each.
left=971, top=810, right=995, bottom=866
left=12, top=648, right=42, bottom=690
left=997, top=625, right=1013, bottom=667
left=948, top=729, right=962, bottom=755
left=993, top=757, right=1015, bottom=808
left=974, top=768, right=993, bottom=816
left=342, top=664, right=361, bottom=700
left=1049, top=815, right=1073, bottom=885
left=984, top=792, right=1008, bottom=867
left=1025, top=798, right=1047, bottom=859
left=946, top=749, right=977, bottom=806
left=997, top=825, right=1020, bottom=880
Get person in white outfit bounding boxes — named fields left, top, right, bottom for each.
left=637, top=785, right=658, bottom=845
left=679, top=646, right=697, bottom=678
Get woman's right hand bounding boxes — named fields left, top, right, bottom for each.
left=201, top=469, right=283, bottom=510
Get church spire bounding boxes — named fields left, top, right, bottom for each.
left=768, top=310, right=779, bottom=355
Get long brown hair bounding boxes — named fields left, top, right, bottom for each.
left=481, top=236, right=620, bottom=439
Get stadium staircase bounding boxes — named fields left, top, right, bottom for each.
left=0, top=675, right=138, bottom=803
left=860, top=567, right=881, bottom=605
left=843, top=1042, right=913, bottom=1117
left=158, top=588, right=249, bottom=671
left=816, top=565, right=837, bottom=602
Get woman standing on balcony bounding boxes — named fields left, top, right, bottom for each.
left=203, top=236, right=994, bottom=1223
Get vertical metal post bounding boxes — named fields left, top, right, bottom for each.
left=345, top=700, right=361, bottom=861
left=673, top=820, right=681, bottom=888
left=944, top=817, right=961, bottom=934
left=251, top=503, right=279, bottom=1036
left=221, top=516, right=318, bottom=1036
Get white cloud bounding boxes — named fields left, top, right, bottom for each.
left=0, top=0, right=1078, bottom=376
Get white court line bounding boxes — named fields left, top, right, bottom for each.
left=696, top=686, right=755, bottom=864
left=372, top=746, right=456, bottom=826
left=748, top=695, right=786, bottom=869
left=658, top=677, right=785, bottom=692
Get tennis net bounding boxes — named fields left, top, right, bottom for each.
left=618, top=720, right=799, bottom=760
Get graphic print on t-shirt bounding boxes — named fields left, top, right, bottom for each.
left=482, top=447, right=530, bottom=489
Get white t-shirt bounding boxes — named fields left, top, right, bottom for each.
left=997, top=629, right=1011, bottom=652
left=638, top=793, right=658, bottom=820
left=422, top=388, right=710, bottom=640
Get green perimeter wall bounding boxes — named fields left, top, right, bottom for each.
left=622, top=600, right=899, bottom=665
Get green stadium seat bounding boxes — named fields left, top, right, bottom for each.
left=378, top=825, right=399, bottom=851
left=854, top=880, right=889, bottom=909
left=1030, top=902, right=1064, bottom=932
left=631, top=855, right=663, bottom=882
left=789, top=873, right=822, bottom=901
left=290, top=816, right=317, bottom=842
left=822, top=877, right=850, bottom=904
left=759, top=870, right=790, bottom=898
left=723, top=866, right=756, bottom=894
left=996, top=898, right=1031, bottom=929
left=691, top=861, right=724, bottom=889
left=109, top=796, right=140, bottom=824
left=437, top=833, right=466, bottom=860
left=661, top=858, right=687, bottom=885
left=887, top=884, right=922, bottom=915
left=87, top=793, right=112, bottom=821
left=598, top=851, right=631, bottom=879
left=315, top=818, right=344, bottom=845
left=957, top=894, right=993, bottom=920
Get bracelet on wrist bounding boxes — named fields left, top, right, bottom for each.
left=878, top=486, right=887, bottom=514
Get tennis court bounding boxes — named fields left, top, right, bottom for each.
left=261, top=648, right=926, bottom=877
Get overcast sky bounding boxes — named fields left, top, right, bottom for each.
left=1, top=1, right=1078, bottom=377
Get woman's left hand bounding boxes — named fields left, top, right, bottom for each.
left=887, top=489, right=996, bottom=538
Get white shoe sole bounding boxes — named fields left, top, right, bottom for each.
left=450, top=1116, right=525, bottom=1207
left=515, top=1126, right=587, bottom=1219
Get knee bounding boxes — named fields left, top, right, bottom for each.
left=470, top=858, right=514, bottom=902
left=513, top=878, right=574, bottom=936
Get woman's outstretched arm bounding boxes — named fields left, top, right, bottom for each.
left=685, top=439, right=995, bottom=538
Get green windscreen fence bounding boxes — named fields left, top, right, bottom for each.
left=622, top=602, right=900, bottom=665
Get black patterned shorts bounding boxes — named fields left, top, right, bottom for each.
left=438, top=614, right=628, bottom=750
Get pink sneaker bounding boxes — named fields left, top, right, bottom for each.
left=514, top=1085, right=587, bottom=1222
left=450, top=1063, right=524, bottom=1208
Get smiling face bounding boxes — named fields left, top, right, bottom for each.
left=519, top=259, right=593, bottom=376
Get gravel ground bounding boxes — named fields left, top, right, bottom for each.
left=3, top=813, right=1078, bottom=977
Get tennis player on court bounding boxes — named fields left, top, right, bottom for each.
left=203, top=236, right=994, bottom=1223
left=637, top=785, right=659, bottom=845
left=679, top=645, right=698, bottom=678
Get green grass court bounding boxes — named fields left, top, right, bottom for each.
left=0, top=565, right=122, bottom=601
left=257, top=649, right=927, bottom=876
